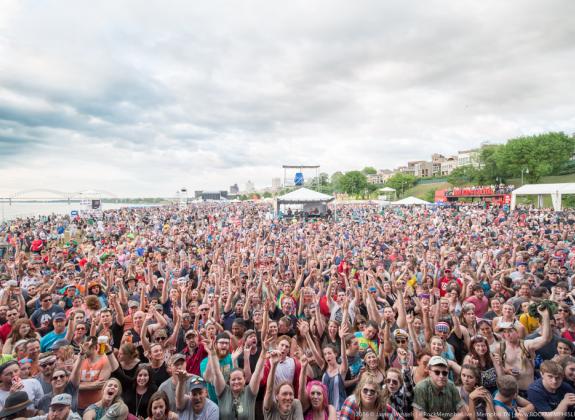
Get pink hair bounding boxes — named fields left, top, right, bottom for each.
left=305, top=380, right=329, bottom=413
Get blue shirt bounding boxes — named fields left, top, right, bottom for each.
left=40, top=329, right=67, bottom=352
left=527, top=378, right=575, bottom=418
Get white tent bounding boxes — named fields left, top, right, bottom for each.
left=511, top=183, right=575, bottom=211
left=390, top=196, right=430, bottom=205
left=276, top=187, right=334, bottom=216
left=276, top=188, right=334, bottom=203
left=379, top=187, right=396, bottom=192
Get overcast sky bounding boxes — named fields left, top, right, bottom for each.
left=1, top=0, right=574, bottom=197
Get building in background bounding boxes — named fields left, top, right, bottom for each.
left=229, top=184, right=239, bottom=194
left=457, top=149, right=480, bottom=168
left=440, top=156, right=458, bottom=175
left=245, top=181, right=255, bottom=193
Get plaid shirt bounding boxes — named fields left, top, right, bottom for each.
left=339, top=395, right=404, bottom=420
left=388, top=366, right=415, bottom=418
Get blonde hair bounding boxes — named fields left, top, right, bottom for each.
left=354, top=375, right=389, bottom=413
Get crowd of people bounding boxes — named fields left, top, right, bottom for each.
left=0, top=202, right=574, bottom=419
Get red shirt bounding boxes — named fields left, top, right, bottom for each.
left=0, top=323, right=12, bottom=343
left=183, top=342, right=208, bottom=376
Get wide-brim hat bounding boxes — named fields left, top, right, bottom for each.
left=0, top=391, right=31, bottom=417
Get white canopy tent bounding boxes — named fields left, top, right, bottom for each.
left=511, top=183, right=575, bottom=211
left=275, top=187, right=334, bottom=216
left=378, top=187, right=396, bottom=201
left=390, top=196, right=431, bottom=206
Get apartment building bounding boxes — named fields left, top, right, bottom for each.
left=457, top=149, right=480, bottom=168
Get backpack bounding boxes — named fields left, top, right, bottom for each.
left=499, top=340, right=533, bottom=370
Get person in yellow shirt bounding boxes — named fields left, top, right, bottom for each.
left=518, top=301, right=539, bottom=334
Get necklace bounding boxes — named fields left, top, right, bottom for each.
left=135, top=390, right=146, bottom=416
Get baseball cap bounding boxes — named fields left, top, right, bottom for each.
left=53, top=313, right=66, bottom=321
left=498, top=321, right=517, bottom=331
left=188, top=375, right=207, bottom=391
left=50, top=394, right=72, bottom=407
left=435, top=322, right=450, bottom=333
left=169, top=354, right=186, bottom=365
left=128, top=301, right=139, bottom=308
left=427, top=356, right=448, bottom=367
left=51, top=339, right=70, bottom=351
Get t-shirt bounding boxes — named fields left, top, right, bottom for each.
left=218, top=385, right=257, bottom=420
left=412, top=378, right=465, bottom=420
left=0, top=378, right=44, bottom=410
left=30, top=306, right=65, bottom=330
left=40, top=329, right=67, bottom=352
left=158, top=377, right=194, bottom=412
left=528, top=378, right=575, bottom=418
left=263, top=399, right=303, bottom=420
left=200, top=354, right=233, bottom=402
left=37, top=383, right=79, bottom=413
left=178, top=397, right=219, bottom=420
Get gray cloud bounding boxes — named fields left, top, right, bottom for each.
left=0, top=0, right=573, bottom=195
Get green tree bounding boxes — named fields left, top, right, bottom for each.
left=497, top=132, right=575, bottom=182
left=385, top=173, right=417, bottom=196
left=477, top=144, right=506, bottom=183
left=339, top=171, right=368, bottom=196
left=331, top=171, right=344, bottom=192
left=262, top=192, right=272, bottom=198
left=447, top=166, right=481, bottom=186
left=361, top=166, right=377, bottom=175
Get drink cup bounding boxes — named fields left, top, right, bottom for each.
left=98, top=336, right=109, bottom=355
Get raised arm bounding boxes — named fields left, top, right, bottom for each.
left=248, top=339, right=269, bottom=395
left=175, top=369, right=191, bottom=412
left=263, top=350, right=280, bottom=412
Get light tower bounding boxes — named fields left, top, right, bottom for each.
left=178, top=188, right=188, bottom=209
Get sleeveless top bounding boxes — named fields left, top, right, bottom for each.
left=322, top=371, right=346, bottom=411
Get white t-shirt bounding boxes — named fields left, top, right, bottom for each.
left=0, top=378, right=44, bottom=410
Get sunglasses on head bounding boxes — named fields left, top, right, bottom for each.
left=431, top=369, right=449, bottom=377
left=190, top=376, right=205, bottom=385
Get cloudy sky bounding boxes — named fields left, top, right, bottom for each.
left=1, top=0, right=574, bottom=197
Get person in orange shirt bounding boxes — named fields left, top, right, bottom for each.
left=77, top=337, right=112, bottom=412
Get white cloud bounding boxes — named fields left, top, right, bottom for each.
left=0, top=0, right=574, bottom=196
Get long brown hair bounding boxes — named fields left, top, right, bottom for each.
left=7, top=319, right=36, bottom=342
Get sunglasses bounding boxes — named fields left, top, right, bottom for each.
left=52, top=374, right=66, bottom=381
left=385, top=378, right=399, bottom=385
left=431, top=370, right=449, bottom=377
left=362, top=388, right=377, bottom=396
left=396, top=339, right=407, bottom=344
left=186, top=335, right=197, bottom=340
left=190, top=376, right=205, bottom=385
left=40, top=360, right=56, bottom=368
left=155, top=337, right=167, bottom=342
left=76, top=327, right=86, bottom=331
left=43, top=299, right=52, bottom=303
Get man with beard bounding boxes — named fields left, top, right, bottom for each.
left=200, top=333, right=233, bottom=402
left=182, top=330, right=207, bottom=376
left=29, top=393, right=81, bottom=420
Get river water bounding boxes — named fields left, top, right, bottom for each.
left=0, top=202, right=162, bottom=222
